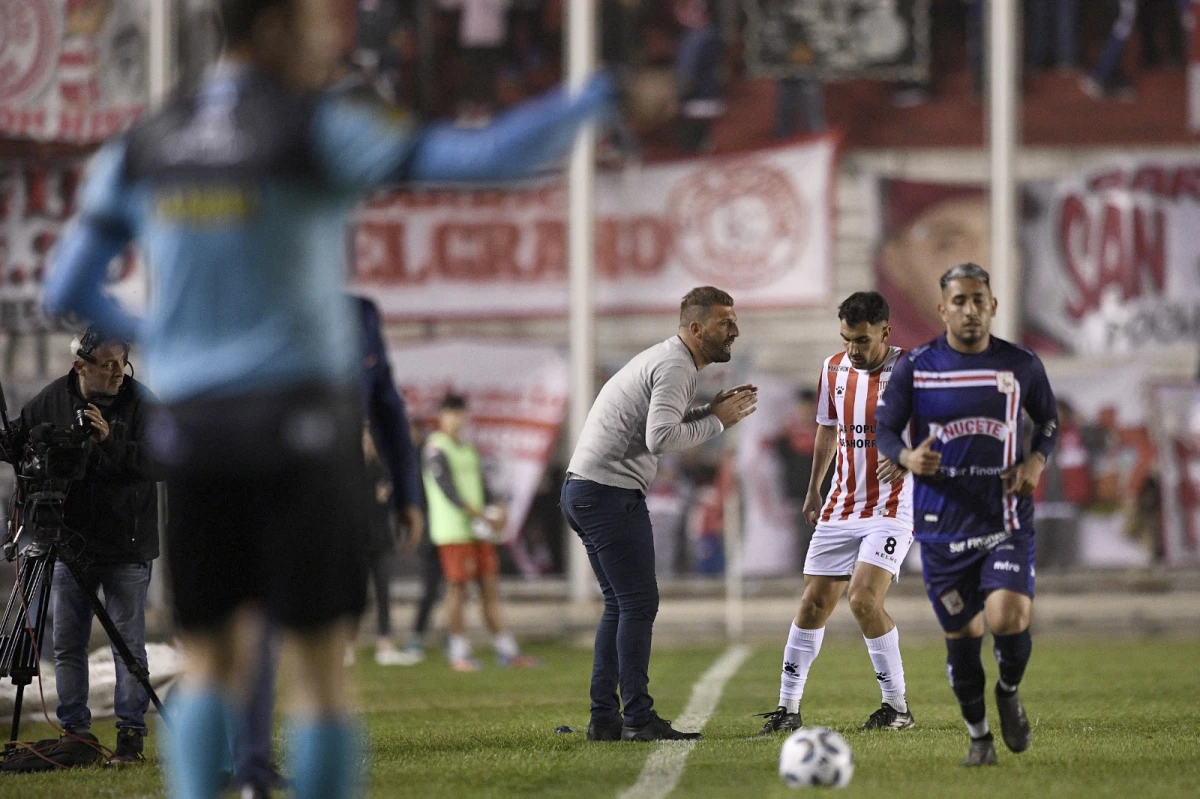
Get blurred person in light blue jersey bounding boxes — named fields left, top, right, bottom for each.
left=42, top=1, right=616, bottom=797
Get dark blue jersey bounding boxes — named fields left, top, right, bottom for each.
left=876, top=334, right=1058, bottom=542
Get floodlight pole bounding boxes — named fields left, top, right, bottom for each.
left=988, top=0, right=1020, bottom=340
left=148, top=0, right=173, bottom=106
left=566, top=0, right=598, bottom=605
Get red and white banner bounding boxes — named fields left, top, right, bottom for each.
left=0, top=159, right=144, bottom=331
left=868, top=177, right=988, bottom=350
left=0, top=0, right=149, bottom=143
left=1022, top=159, right=1200, bottom=356
left=387, top=340, right=569, bottom=575
left=351, top=137, right=836, bottom=320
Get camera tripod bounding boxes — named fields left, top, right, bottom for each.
left=0, top=540, right=168, bottom=753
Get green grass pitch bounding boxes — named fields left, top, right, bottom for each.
left=0, top=635, right=1196, bottom=797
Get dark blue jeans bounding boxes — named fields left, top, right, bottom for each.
left=51, top=561, right=152, bottom=734
left=561, top=478, right=659, bottom=727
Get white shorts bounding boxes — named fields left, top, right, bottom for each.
left=803, top=520, right=914, bottom=579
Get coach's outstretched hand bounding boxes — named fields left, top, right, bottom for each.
left=1002, top=453, right=1046, bottom=495
left=899, top=435, right=941, bottom=477
left=713, top=384, right=758, bottom=428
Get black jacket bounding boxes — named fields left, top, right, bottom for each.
left=20, top=372, right=160, bottom=563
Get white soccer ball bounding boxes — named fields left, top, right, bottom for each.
left=778, top=726, right=854, bottom=789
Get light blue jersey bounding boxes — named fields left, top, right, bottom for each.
left=46, top=64, right=614, bottom=403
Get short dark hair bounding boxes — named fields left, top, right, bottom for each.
left=75, top=327, right=130, bottom=363
left=440, top=393, right=468, bottom=411
left=218, top=0, right=292, bottom=46
left=680, top=286, right=734, bottom=326
left=939, top=262, right=991, bottom=291
left=837, top=292, right=890, bottom=327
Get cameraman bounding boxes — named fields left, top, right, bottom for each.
left=19, top=329, right=159, bottom=766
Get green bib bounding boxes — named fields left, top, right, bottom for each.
left=423, top=430, right=486, bottom=546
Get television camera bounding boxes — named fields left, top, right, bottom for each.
left=0, top=410, right=92, bottom=563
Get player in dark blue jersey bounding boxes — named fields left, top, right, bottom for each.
left=44, top=1, right=614, bottom=797
left=876, top=263, right=1059, bottom=767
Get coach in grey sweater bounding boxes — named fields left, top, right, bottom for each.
left=561, top=286, right=757, bottom=742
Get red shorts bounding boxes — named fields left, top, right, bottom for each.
left=437, top=542, right=499, bottom=584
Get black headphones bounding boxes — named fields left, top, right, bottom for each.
left=74, top=327, right=133, bottom=372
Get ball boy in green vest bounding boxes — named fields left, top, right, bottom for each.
left=423, top=393, right=538, bottom=671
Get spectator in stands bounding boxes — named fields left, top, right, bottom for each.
left=1125, top=470, right=1164, bottom=563
left=776, top=389, right=823, bottom=566
left=647, top=457, right=689, bottom=576
left=1137, top=0, right=1188, bottom=69
left=1026, top=0, right=1079, bottom=73
left=353, top=0, right=416, bottom=107
left=1082, top=0, right=1139, bottom=99
left=423, top=393, right=538, bottom=671
left=687, top=462, right=727, bottom=575
left=674, top=0, right=724, bottom=153
left=441, top=0, right=512, bottom=125
left=1034, top=399, right=1091, bottom=571
left=775, top=77, right=827, bottom=139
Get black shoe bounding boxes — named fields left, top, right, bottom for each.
left=862, top=702, right=915, bottom=731
left=621, top=712, right=702, bottom=741
left=107, top=727, right=145, bottom=767
left=754, top=706, right=802, bottom=736
left=994, top=684, right=1031, bottom=753
left=961, top=733, right=997, bottom=766
left=586, top=718, right=622, bottom=741
left=233, top=765, right=289, bottom=797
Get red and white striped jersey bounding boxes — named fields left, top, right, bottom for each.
left=815, top=347, right=912, bottom=527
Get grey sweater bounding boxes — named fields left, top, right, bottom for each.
left=567, top=336, right=725, bottom=491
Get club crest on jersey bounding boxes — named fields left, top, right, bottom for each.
left=928, top=417, right=1010, bottom=443
left=995, top=371, right=1016, bottom=394
left=835, top=385, right=845, bottom=397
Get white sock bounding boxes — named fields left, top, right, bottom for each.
left=864, top=626, right=908, bottom=713
left=493, top=631, right=520, bottom=659
left=966, top=718, right=990, bottom=738
left=448, top=634, right=472, bottom=661
left=779, top=624, right=824, bottom=711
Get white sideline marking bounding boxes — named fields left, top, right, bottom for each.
left=617, top=645, right=752, bottom=799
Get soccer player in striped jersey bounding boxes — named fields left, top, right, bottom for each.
left=758, top=291, right=916, bottom=735
left=876, top=263, right=1059, bottom=767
